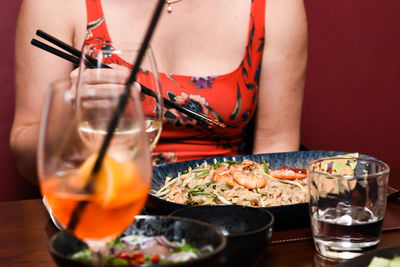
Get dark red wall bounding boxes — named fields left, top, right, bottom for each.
left=302, top=0, right=400, bottom=167
left=0, top=0, right=41, bottom=202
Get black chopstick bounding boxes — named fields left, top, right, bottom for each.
left=32, top=30, right=226, bottom=129
left=31, top=39, right=80, bottom=66
left=139, top=85, right=224, bottom=128
left=164, top=98, right=225, bottom=128
left=31, top=38, right=106, bottom=70
left=36, top=29, right=81, bottom=58
left=35, top=30, right=111, bottom=69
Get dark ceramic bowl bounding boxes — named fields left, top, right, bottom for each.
left=49, top=215, right=227, bottom=267
left=170, top=205, right=274, bottom=267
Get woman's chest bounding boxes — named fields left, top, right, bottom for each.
left=99, top=0, right=253, bottom=77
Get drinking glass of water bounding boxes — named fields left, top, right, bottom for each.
left=307, top=156, right=390, bottom=260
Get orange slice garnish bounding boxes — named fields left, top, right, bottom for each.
left=71, top=154, right=143, bottom=208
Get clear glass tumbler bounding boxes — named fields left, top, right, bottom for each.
left=307, top=156, right=390, bottom=260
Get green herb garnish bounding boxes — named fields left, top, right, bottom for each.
left=188, top=191, right=212, bottom=197
left=175, top=243, right=199, bottom=253
left=159, top=259, right=174, bottom=264
left=71, top=249, right=92, bottom=263
left=180, top=168, right=191, bottom=175
left=194, top=169, right=211, bottom=179
left=107, top=237, right=126, bottom=250
left=104, top=257, right=129, bottom=266
left=190, top=181, right=215, bottom=192
left=209, top=162, right=222, bottom=169
left=226, top=160, right=240, bottom=166
left=262, top=157, right=269, bottom=174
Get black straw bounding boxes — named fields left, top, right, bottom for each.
left=67, top=0, right=166, bottom=231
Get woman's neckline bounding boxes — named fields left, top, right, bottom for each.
left=94, top=0, right=256, bottom=79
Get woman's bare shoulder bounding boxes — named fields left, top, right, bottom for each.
left=264, top=0, right=307, bottom=55
left=19, top=0, right=84, bottom=21
left=18, top=0, right=86, bottom=46
left=265, top=0, right=307, bottom=34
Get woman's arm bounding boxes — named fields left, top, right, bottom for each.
left=10, top=0, right=85, bottom=184
left=253, top=0, right=308, bottom=154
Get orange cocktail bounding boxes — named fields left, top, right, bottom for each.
left=42, top=154, right=150, bottom=241
left=39, top=77, right=152, bottom=263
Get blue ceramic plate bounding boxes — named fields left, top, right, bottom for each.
left=147, top=151, right=371, bottom=228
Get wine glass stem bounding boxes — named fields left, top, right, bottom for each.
left=86, top=240, right=106, bottom=266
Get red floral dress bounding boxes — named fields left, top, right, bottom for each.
left=84, top=0, right=266, bottom=164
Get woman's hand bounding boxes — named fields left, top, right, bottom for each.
left=73, top=67, right=143, bottom=102
left=70, top=66, right=131, bottom=86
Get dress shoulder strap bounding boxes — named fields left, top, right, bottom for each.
left=243, top=0, right=266, bottom=86
left=247, top=0, right=266, bottom=56
left=84, top=0, right=111, bottom=43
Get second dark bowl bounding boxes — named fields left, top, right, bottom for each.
left=170, top=205, right=274, bottom=266
left=49, top=215, right=227, bottom=267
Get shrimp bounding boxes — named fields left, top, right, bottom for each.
left=269, top=168, right=307, bottom=180
left=231, top=159, right=266, bottom=189
left=213, top=166, right=235, bottom=186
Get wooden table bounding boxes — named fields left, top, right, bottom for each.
left=1, top=168, right=399, bottom=267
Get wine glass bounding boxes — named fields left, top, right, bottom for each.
left=78, top=41, right=163, bottom=151
left=37, top=78, right=152, bottom=263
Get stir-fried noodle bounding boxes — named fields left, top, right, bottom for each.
left=153, top=159, right=307, bottom=207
